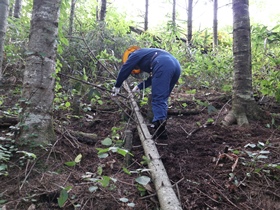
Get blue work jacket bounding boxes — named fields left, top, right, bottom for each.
left=114, top=48, right=170, bottom=89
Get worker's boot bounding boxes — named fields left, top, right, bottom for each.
left=153, top=120, right=168, bottom=140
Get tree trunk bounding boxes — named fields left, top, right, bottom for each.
left=223, top=0, right=261, bottom=126
left=172, top=0, right=176, bottom=26
left=13, top=0, right=22, bottom=18
left=18, top=0, right=61, bottom=145
left=213, top=0, right=218, bottom=48
left=187, top=0, right=193, bottom=45
left=144, top=0, right=148, bottom=31
left=68, top=0, right=76, bottom=36
left=0, top=0, right=9, bottom=80
left=9, top=0, right=14, bottom=16
left=95, top=0, right=98, bottom=21
left=99, top=0, right=106, bottom=21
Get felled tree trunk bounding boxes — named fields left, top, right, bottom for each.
left=123, top=82, right=182, bottom=210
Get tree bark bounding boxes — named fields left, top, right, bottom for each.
left=172, top=0, right=176, bottom=26
left=0, top=0, right=9, bottom=80
left=144, top=0, right=148, bottom=31
left=13, top=0, right=22, bottom=18
left=123, top=82, right=182, bottom=210
left=68, top=0, right=76, bottom=36
left=187, top=0, right=193, bottom=45
left=18, top=0, right=61, bottom=145
left=223, top=0, right=261, bottom=126
left=213, top=0, right=218, bottom=48
left=99, top=0, right=106, bottom=21
left=9, top=0, right=14, bottom=16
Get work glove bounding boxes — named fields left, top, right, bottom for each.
left=132, top=85, right=140, bottom=93
left=112, top=87, right=120, bottom=96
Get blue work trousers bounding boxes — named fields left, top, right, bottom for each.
left=151, top=54, right=181, bottom=122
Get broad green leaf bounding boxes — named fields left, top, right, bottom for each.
left=64, top=186, right=72, bottom=191
left=58, top=189, right=68, bottom=207
left=0, top=164, right=7, bottom=171
left=65, top=101, right=71, bottom=108
left=207, top=105, right=217, bottom=114
left=96, top=148, right=109, bottom=154
left=74, top=154, right=82, bottom=163
left=117, top=148, right=128, bottom=157
left=135, top=176, right=151, bottom=185
left=64, top=161, right=76, bottom=167
left=98, top=153, right=108, bottom=159
left=99, top=176, right=111, bottom=187
left=101, top=138, right=112, bottom=146
left=97, top=166, right=103, bottom=176
left=89, top=186, right=98, bottom=193
left=109, top=147, right=118, bottom=153
left=0, top=199, right=7, bottom=204
left=122, top=167, right=131, bottom=175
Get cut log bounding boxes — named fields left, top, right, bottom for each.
left=123, top=82, right=182, bottom=210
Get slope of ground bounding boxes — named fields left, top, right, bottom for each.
left=1, top=80, right=280, bottom=210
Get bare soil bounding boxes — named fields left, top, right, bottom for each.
left=1, top=79, right=280, bottom=210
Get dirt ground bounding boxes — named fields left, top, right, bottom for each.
left=1, top=80, right=280, bottom=210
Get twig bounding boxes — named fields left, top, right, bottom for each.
left=174, top=177, right=184, bottom=202
left=140, top=177, right=184, bottom=200
left=205, top=174, right=241, bottom=210
left=19, top=160, right=36, bottom=190
left=186, top=124, right=208, bottom=138
left=194, top=187, right=220, bottom=204
left=58, top=72, right=127, bottom=99
left=180, top=125, right=190, bottom=135
left=214, top=99, right=231, bottom=125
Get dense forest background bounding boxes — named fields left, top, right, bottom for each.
left=0, top=0, right=280, bottom=209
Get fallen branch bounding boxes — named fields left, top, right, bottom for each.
left=55, top=127, right=98, bottom=144
left=0, top=111, right=18, bottom=127
left=168, top=109, right=201, bottom=115
left=123, top=82, right=182, bottom=210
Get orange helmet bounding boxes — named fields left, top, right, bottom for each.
left=122, top=46, right=141, bottom=75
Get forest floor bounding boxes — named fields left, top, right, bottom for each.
left=1, top=75, right=280, bottom=210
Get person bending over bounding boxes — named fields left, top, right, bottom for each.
left=112, top=47, right=181, bottom=139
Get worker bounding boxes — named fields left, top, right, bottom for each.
left=112, top=47, right=181, bottom=139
